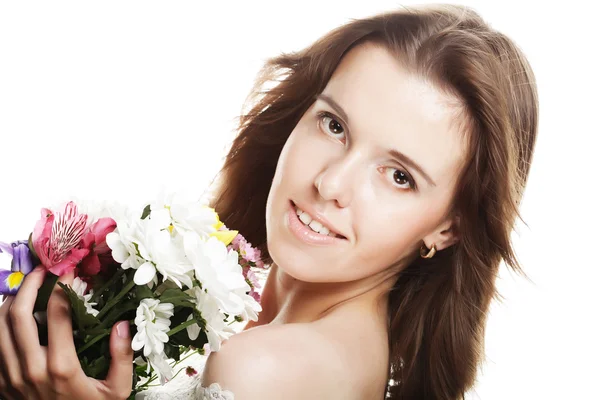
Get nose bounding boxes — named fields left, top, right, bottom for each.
left=313, top=152, right=361, bottom=208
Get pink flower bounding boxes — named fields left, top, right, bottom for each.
left=185, top=366, right=198, bottom=377
left=33, top=202, right=90, bottom=276
left=250, top=290, right=261, bottom=302
left=240, top=241, right=261, bottom=263
left=79, top=217, right=117, bottom=277
left=245, top=269, right=262, bottom=290
left=229, top=234, right=246, bottom=251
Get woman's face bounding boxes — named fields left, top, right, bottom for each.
left=265, top=42, right=467, bottom=283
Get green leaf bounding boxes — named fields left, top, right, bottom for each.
left=172, top=327, right=208, bottom=349
left=33, top=273, right=59, bottom=313
left=141, top=205, right=151, bottom=220
left=90, top=268, right=125, bottom=303
left=168, top=309, right=208, bottom=348
left=80, top=355, right=110, bottom=380
left=163, top=342, right=182, bottom=361
left=135, top=284, right=155, bottom=300
left=27, top=232, right=40, bottom=264
left=57, top=282, right=101, bottom=332
left=158, top=288, right=195, bottom=308
left=135, top=364, right=149, bottom=378
left=97, top=300, right=137, bottom=330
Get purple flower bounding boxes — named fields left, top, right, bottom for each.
left=0, top=240, right=34, bottom=295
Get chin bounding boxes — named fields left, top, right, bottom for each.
left=271, top=241, right=363, bottom=285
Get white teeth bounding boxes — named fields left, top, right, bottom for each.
left=295, top=205, right=340, bottom=238
left=308, top=220, right=323, bottom=232
left=298, top=212, right=312, bottom=225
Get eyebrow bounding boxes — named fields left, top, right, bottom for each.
left=316, top=94, right=349, bottom=125
left=389, top=149, right=436, bottom=187
left=316, top=93, right=436, bottom=187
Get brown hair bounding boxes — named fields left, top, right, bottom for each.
left=209, top=4, right=538, bottom=399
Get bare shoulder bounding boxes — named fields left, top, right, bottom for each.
left=202, top=323, right=352, bottom=400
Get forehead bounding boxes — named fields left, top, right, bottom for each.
left=320, top=42, right=468, bottom=189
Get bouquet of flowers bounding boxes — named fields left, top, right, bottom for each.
left=0, top=193, right=266, bottom=397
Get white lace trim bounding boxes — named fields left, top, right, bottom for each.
left=135, top=352, right=235, bottom=400
left=197, top=382, right=235, bottom=400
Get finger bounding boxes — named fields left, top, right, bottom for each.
left=9, top=267, right=46, bottom=374
left=104, top=321, right=134, bottom=399
left=0, top=299, right=13, bottom=400
left=0, top=297, right=28, bottom=399
left=47, top=270, right=80, bottom=382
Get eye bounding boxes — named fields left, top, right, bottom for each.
left=317, top=111, right=346, bottom=142
left=382, top=167, right=416, bottom=190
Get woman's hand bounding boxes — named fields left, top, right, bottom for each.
left=0, top=266, right=134, bottom=400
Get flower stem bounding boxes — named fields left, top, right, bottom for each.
left=77, top=330, right=110, bottom=355
left=137, top=348, right=200, bottom=390
left=167, top=318, right=197, bottom=336
left=90, top=268, right=125, bottom=303
left=96, top=280, right=135, bottom=320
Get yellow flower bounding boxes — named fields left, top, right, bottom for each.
left=210, top=229, right=238, bottom=246
left=209, top=210, right=237, bottom=246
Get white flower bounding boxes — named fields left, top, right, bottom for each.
left=147, top=351, right=173, bottom=385
left=71, top=277, right=99, bottom=316
left=133, top=356, right=147, bottom=366
left=106, top=217, right=145, bottom=271
left=107, top=208, right=193, bottom=289
left=70, top=198, right=133, bottom=222
left=132, top=298, right=174, bottom=357
left=236, top=291, right=262, bottom=322
left=184, top=233, right=250, bottom=315
left=185, top=287, right=235, bottom=352
left=151, top=191, right=218, bottom=238
left=132, top=211, right=194, bottom=288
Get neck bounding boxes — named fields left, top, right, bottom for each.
left=244, top=263, right=398, bottom=330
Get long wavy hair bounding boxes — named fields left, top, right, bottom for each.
left=208, top=4, right=538, bottom=399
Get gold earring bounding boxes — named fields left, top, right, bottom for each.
left=420, top=243, right=437, bottom=259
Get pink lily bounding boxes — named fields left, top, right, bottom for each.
left=32, top=201, right=90, bottom=276
left=79, top=217, right=117, bottom=277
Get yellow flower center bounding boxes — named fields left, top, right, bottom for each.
left=7, top=272, right=25, bottom=289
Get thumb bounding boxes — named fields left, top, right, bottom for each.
left=105, top=321, right=134, bottom=398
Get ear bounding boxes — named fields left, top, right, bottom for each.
left=422, top=215, right=460, bottom=252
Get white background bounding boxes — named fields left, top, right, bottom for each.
left=0, top=1, right=598, bottom=398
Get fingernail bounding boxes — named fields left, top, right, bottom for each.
left=116, top=321, right=130, bottom=339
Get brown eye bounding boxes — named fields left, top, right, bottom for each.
left=383, top=167, right=414, bottom=190
left=327, top=118, right=344, bottom=134
left=318, top=112, right=345, bottom=140
left=394, top=170, right=409, bottom=185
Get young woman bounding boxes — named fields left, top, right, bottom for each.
left=0, top=4, right=538, bottom=399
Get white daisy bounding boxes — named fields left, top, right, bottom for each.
left=183, top=233, right=250, bottom=315
left=151, top=191, right=218, bottom=238
left=131, top=211, right=194, bottom=288
left=71, top=277, right=99, bottom=317
left=185, top=286, right=236, bottom=352
left=106, top=217, right=145, bottom=271
left=132, top=298, right=174, bottom=357
left=147, top=351, right=173, bottom=385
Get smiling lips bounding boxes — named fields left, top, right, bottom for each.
left=290, top=201, right=346, bottom=240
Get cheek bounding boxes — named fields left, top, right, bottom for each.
left=350, top=207, right=439, bottom=274
left=272, top=125, right=332, bottom=192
